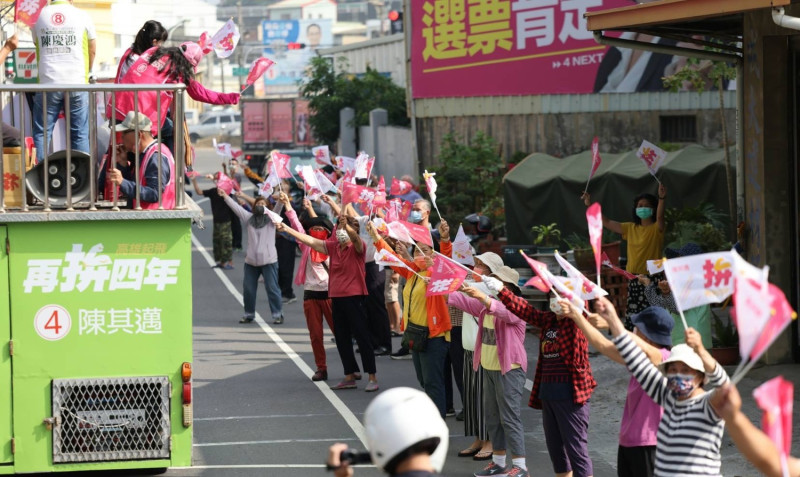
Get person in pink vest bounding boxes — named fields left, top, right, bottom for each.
left=110, top=42, right=239, bottom=130
left=107, top=111, right=175, bottom=209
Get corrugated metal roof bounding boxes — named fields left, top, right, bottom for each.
left=414, top=91, right=736, bottom=117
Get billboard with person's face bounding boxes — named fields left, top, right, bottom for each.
left=261, top=19, right=333, bottom=94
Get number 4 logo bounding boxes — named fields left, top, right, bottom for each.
left=34, top=305, right=71, bottom=341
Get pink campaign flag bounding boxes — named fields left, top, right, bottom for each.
left=259, top=171, right=280, bottom=198
left=519, top=251, right=553, bottom=292
left=312, top=145, right=332, bottom=167
left=300, top=165, right=322, bottom=200
left=586, top=203, right=603, bottom=282
left=423, top=169, right=442, bottom=218
left=601, top=252, right=637, bottom=280
left=390, top=177, right=413, bottom=196
left=335, top=156, right=356, bottom=173
left=198, top=32, right=213, bottom=54
left=354, top=152, right=374, bottom=180
left=214, top=172, right=238, bottom=195
left=14, top=0, right=48, bottom=27
left=753, top=376, right=794, bottom=468
left=314, top=169, right=335, bottom=194
left=374, top=249, right=415, bottom=274
left=663, top=251, right=735, bottom=311
left=637, top=140, right=667, bottom=181
left=426, top=255, right=468, bottom=297
left=341, top=182, right=376, bottom=208
left=732, top=254, right=770, bottom=360
left=585, top=136, right=602, bottom=191
left=374, top=176, right=387, bottom=207
left=245, top=57, right=275, bottom=87
left=212, top=138, right=233, bottom=157
left=452, top=224, right=474, bottom=266
left=270, top=152, right=293, bottom=179
left=387, top=221, right=415, bottom=244
left=524, top=276, right=550, bottom=293
left=397, top=220, right=433, bottom=247
left=554, top=251, right=607, bottom=300
left=748, top=284, right=797, bottom=363
left=210, top=19, right=240, bottom=59
left=231, top=148, right=243, bottom=159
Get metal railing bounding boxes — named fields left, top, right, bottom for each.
left=0, top=83, right=188, bottom=212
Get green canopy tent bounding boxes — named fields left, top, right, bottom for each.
left=503, top=144, right=735, bottom=249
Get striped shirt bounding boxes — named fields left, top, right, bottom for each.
left=613, top=333, right=729, bottom=477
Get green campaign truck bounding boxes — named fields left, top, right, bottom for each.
left=0, top=83, right=197, bottom=473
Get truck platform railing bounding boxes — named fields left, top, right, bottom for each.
left=0, top=83, right=190, bottom=214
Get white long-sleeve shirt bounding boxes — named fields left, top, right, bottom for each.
left=613, top=333, right=729, bottom=477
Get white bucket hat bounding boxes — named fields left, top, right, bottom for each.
left=474, top=252, right=503, bottom=274
left=658, top=344, right=705, bottom=377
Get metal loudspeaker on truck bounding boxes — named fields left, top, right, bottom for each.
left=240, top=96, right=314, bottom=181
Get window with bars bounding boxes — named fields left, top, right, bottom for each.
left=660, top=115, right=697, bottom=143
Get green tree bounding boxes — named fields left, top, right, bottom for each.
left=300, top=56, right=409, bottom=146
left=432, top=132, right=506, bottom=235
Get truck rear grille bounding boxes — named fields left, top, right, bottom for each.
left=51, top=377, right=171, bottom=463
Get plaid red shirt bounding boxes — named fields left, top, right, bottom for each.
left=498, top=288, right=596, bottom=409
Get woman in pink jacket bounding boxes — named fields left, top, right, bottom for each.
left=283, top=195, right=335, bottom=382
left=449, top=266, right=530, bottom=477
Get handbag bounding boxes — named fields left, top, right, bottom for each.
left=402, top=321, right=429, bottom=352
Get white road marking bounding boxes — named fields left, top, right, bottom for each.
left=191, top=233, right=368, bottom=448
left=194, top=413, right=340, bottom=421
left=193, top=437, right=359, bottom=447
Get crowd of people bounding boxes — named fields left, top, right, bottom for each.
left=189, top=158, right=792, bottom=477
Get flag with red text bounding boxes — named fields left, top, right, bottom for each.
left=426, top=255, right=468, bottom=297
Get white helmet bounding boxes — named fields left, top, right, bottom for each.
left=363, top=387, right=449, bottom=473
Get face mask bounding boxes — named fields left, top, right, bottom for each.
left=253, top=205, right=265, bottom=216
left=666, top=373, right=697, bottom=398
left=549, top=298, right=562, bottom=314
left=635, top=207, right=653, bottom=219
left=408, top=210, right=423, bottom=223
left=335, top=229, right=350, bottom=245
left=309, top=229, right=329, bottom=240
left=414, top=256, right=428, bottom=269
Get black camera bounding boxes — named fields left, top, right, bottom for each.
left=326, top=448, right=372, bottom=470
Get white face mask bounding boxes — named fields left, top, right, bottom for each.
left=335, top=229, right=350, bottom=245
left=549, top=298, right=562, bottom=314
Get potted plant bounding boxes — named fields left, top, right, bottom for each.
left=565, top=232, right=594, bottom=273
left=602, top=229, right=622, bottom=266
left=531, top=223, right=561, bottom=253
left=710, top=307, right=739, bottom=366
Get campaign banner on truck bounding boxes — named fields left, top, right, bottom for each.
left=411, top=0, right=647, bottom=98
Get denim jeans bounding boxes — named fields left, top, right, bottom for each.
left=32, top=91, right=90, bottom=162
left=411, top=336, right=450, bottom=417
left=243, top=262, right=282, bottom=319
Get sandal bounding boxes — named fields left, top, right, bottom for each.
left=473, top=450, right=493, bottom=461
left=331, top=380, right=356, bottom=390
left=458, top=447, right=481, bottom=458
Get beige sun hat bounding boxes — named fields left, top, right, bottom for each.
left=474, top=252, right=503, bottom=274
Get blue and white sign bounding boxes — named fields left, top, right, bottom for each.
left=260, top=19, right=332, bottom=92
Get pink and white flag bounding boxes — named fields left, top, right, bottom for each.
left=354, top=152, right=374, bottom=180
left=426, top=255, right=468, bottom=297
left=423, top=170, right=442, bottom=217
left=14, top=0, right=48, bottom=27
left=586, top=203, right=603, bottom=282
left=589, top=136, right=602, bottom=179
left=601, top=252, right=637, bottom=280
left=198, top=32, right=214, bottom=54
left=210, top=19, right=240, bottom=59
left=748, top=284, right=797, bottom=364
left=646, top=258, right=666, bottom=275
left=259, top=171, right=281, bottom=198
left=397, top=220, right=433, bottom=247
left=312, top=145, right=332, bottom=167
left=335, top=156, right=356, bottom=173
left=300, top=165, right=322, bottom=200
left=314, top=169, right=335, bottom=194
left=390, top=177, right=413, bottom=196
left=452, top=224, right=474, bottom=266
left=215, top=172, right=238, bottom=195
left=270, top=152, right=293, bottom=179
left=753, top=376, right=794, bottom=473
left=733, top=259, right=770, bottom=361
left=663, top=251, right=735, bottom=311
left=387, top=221, right=415, bottom=244
left=637, top=140, right=667, bottom=179
left=212, top=138, right=233, bottom=157
left=554, top=251, right=607, bottom=299
left=264, top=206, right=283, bottom=224
left=374, top=176, right=387, bottom=208
left=245, top=57, right=275, bottom=87
left=374, top=249, right=418, bottom=275
left=519, top=251, right=553, bottom=292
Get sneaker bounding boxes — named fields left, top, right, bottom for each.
left=390, top=348, right=411, bottom=360
left=364, top=381, right=379, bottom=392
left=331, top=380, right=356, bottom=390
left=456, top=409, right=465, bottom=421
left=505, top=465, right=529, bottom=477
left=311, top=370, right=327, bottom=381
left=239, top=315, right=254, bottom=324
left=445, top=408, right=456, bottom=417
left=273, top=315, right=284, bottom=325
left=374, top=346, right=390, bottom=356
left=282, top=296, right=297, bottom=304
left=353, top=373, right=362, bottom=381
left=474, top=462, right=508, bottom=477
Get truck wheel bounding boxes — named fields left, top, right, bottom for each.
left=189, top=133, right=199, bottom=143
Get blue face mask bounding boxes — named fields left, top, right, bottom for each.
left=635, top=207, right=653, bottom=220
left=666, top=373, right=697, bottom=399
left=408, top=210, right=423, bottom=224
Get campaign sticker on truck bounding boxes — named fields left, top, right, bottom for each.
left=34, top=305, right=72, bottom=341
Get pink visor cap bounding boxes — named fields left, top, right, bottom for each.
left=181, top=42, right=204, bottom=67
